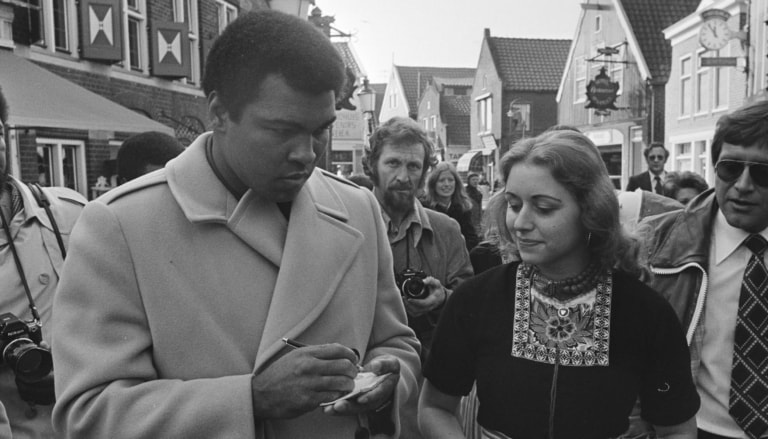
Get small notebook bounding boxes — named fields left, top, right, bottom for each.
left=319, top=372, right=392, bottom=407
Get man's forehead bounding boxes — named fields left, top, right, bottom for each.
left=381, top=142, right=425, bottom=159
left=719, top=142, right=768, bottom=161
left=649, top=146, right=666, bottom=155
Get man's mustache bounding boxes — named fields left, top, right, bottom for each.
left=387, top=183, right=413, bottom=191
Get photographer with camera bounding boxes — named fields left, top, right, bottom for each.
left=0, top=85, right=86, bottom=438
left=364, top=117, right=474, bottom=363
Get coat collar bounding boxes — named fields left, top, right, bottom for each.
left=646, top=188, right=717, bottom=267
left=167, top=133, right=361, bottom=372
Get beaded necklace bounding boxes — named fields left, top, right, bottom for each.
left=531, top=262, right=601, bottom=301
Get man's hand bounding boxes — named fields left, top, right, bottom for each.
left=251, top=344, right=359, bottom=419
left=322, top=355, right=401, bottom=416
left=403, top=276, right=447, bottom=317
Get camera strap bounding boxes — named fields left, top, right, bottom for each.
left=27, top=183, right=66, bottom=259
left=405, top=232, right=412, bottom=269
left=0, top=193, right=43, bottom=323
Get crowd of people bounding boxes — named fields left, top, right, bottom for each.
left=0, top=8, right=767, bottom=439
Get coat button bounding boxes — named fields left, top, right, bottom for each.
left=38, top=273, right=50, bottom=285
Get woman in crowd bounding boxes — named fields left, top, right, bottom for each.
left=422, top=161, right=480, bottom=250
left=662, top=171, right=708, bottom=205
left=418, top=130, right=699, bottom=439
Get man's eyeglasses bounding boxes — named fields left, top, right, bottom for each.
left=715, top=159, right=768, bottom=187
left=648, top=155, right=666, bottom=161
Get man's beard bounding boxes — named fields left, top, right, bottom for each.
left=382, top=184, right=417, bottom=215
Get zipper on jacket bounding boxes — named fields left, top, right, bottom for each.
left=650, top=263, right=708, bottom=346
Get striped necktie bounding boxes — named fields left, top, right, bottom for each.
left=729, top=234, right=768, bottom=439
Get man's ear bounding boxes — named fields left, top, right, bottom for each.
left=207, top=92, right=228, bottom=131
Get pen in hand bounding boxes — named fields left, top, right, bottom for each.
left=281, top=338, right=362, bottom=370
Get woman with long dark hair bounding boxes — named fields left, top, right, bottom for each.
left=422, top=161, right=480, bottom=251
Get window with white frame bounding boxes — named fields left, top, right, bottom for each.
left=695, top=51, right=710, bottom=113
left=174, top=0, right=199, bottom=84
left=423, top=118, right=428, bottom=130
left=216, top=0, right=237, bottom=34
left=36, top=139, right=86, bottom=195
left=123, top=0, right=147, bottom=71
left=0, top=6, right=14, bottom=48
left=680, top=56, right=692, bottom=117
left=713, top=49, right=728, bottom=109
left=574, top=56, right=586, bottom=103
left=595, top=15, right=602, bottom=33
left=674, top=142, right=692, bottom=172
left=696, top=140, right=709, bottom=177
left=477, top=96, right=492, bottom=132
left=431, top=115, right=437, bottom=130
left=51, top=0, right=68, bottom=50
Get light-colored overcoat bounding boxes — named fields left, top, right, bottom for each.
left=51, top=133, right=421, bottom=439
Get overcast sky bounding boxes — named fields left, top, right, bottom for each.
left=316, top=0, right=583, bottom=83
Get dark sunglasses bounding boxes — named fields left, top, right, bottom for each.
left=715, top=159, right=768, bottom=187
left=648, top=155, right=666, bottom=161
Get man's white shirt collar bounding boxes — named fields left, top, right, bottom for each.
left=714, top=209, right=768, bottom=265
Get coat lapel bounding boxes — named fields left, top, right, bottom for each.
left=254, top=171, right=364, bottom=372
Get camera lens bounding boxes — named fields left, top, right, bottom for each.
left=402, top=278, right=428, bottom=300
left=4, top=340, right=52, bottom=380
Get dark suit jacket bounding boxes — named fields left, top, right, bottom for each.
left=626, top=171, right=656, bottom=192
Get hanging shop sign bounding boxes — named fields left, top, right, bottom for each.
left=585, top=66, right=619, bottom=111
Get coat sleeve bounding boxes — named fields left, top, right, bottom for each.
left=359, top=190, right=422, bottom=438
left=51, top=201, right=257, bottom=439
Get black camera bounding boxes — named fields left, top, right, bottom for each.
left=395, top=269, right=429, bottom=300
left=0, top=313, right=53, bottom=382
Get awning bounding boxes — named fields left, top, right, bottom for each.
left=456, top=149, right=492, bottom=173
left=0, top=50, right=173, bottom=134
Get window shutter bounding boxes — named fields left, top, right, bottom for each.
left=150, top=21, right=190, bottom=78
left=79, top=0, right=122, bottom=62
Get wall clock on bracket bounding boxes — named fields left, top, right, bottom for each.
left=699, top=9, right=732, bottom=51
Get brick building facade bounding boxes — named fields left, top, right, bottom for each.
left=0, top=0, right=302, bottom=199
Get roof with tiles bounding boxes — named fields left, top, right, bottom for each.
left=432, top=76, right=475, bottom=88
left=371, top=83, right=386, bottom=120
left=487, top=37, right=571, bottom=91
left=618, top=0, right=699, bottom=82
left=395, top=66, right=476, bottom=114
left=440, top=94, right=471, bottom=145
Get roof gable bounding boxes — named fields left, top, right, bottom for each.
left=394, top=65, right=475, bottom=116
left=487, top=37, right=571, bottom=91
left=617, top=0, right=699, bottom=82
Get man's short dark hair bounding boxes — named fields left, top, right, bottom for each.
left=0, top=85, right=8, bottom=124
left=643, top=142, right=669, bottom=159
left=202, top=10, right=346, bottom=123
left=117, top=131, right=184, bottom=182
left=362, top=117, right=437, bottom=187
left=711, top=99, right=768, bottom=164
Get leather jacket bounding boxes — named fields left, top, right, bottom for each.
left=636, top=188, right=717, bottom=379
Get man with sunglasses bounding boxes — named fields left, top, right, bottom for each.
left=636, top=100, right=768, bottom=439
left=627, top=142, right=670, bottom=194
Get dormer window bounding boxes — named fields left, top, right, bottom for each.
left=595, top=15, right=602, bottom=32
left=0, top=3, right=14, bottom=48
